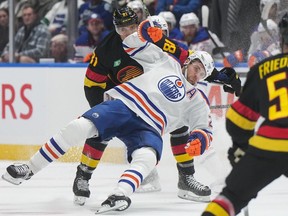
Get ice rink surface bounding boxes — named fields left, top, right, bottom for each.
left=1, top=119, right=287, bottom=216
left=0, top=160, right=287, bottom=216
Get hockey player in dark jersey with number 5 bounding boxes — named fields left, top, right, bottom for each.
left=201, top=13, right=288, bottom=216
left=73, top=6, right=242, bottom=205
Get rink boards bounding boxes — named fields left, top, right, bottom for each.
left=0, top=63, right=248, bottom=162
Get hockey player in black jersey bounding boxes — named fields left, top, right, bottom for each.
left=73, top=6, right=242, bottom=205
left=201, top=13, right=288, bottom=216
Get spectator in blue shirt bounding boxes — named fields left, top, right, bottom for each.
left=155, top=0, right=201, bottom=26
left=79, top=0, right=113, bottom=32
left=75, top=13, right=110, bottom=62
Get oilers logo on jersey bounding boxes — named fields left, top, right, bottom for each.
left=158, top=75, right=185, bottom=102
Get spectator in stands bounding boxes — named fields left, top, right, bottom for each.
left=1, top=3, right=51, bottom=63
left=247, top=19, right=280, bottom=67
left=158, top=11, right=182, bottom=40
left=260, top=0, right=280, bottom=21
left=0, top=8, right=8, bottom=55
left=0, top=0, right=61, bottom=29
left=74, top=13, right=109, bottom=62
left=179, top=12, right=224, bottom=60
left=78, top=0, right=113, bottom=31
left=42, top=0, right=68, bottom=36
left=155, top=0, right=201, bottom=26
left=127, top=0, right=147, bottom=22
left=50, top=33, right=68, bottom=62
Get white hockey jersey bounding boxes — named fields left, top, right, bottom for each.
left=105, top=33, right=212, bottom=136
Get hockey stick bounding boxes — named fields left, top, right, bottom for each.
left=201, top=5, right=226, bottom=58
left=139, top=0, right=155, bottom=27
left=210, top=104, right=231, bottom=109
left=140, top=0, right=151, bottom=18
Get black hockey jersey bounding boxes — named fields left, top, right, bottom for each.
left=226, top=53, right=288, bottom=157
left=84, top=30, right=144, bottom=105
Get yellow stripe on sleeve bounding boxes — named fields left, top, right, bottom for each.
left=84, top=77, right=107, bottom=88
left=226, top=108, right=256, bottom=130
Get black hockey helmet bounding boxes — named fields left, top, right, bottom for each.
left=279, top=12, right=288, bottom=44
left=113, top=6, right=139, bottom=27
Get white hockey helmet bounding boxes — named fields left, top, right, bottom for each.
left=184, top=51, right=215, bottom=79
left=158, top=11, right=176, bottom=29
left=127, top=0, right=146, bottom=19
left=179, top=12, right=199, bottom=27
left=150, top=15, right=169, bottom=37
left=127, top=0, right=144, bottom=11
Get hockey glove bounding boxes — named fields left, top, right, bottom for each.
left=205, top=68, right=242, bottom=96
left=223, top=50, right=244, bottom=67
left=138, top=19, right=163, bottom=43
left=185, top=129, right=212, bottom=156
left=219, top=67, right=242, bottom=96
left=227, top=143, right=247, bottom=167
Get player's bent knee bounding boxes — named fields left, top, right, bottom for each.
left=55, top=117, right=98, bottom=147
left=131, top=147, right=157, bottom=175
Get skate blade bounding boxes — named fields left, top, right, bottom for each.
left=95, top=201, right=129, bottom=214
left=178, top=189, right=210, bottom=203
left=73, top=196, right=87, bottom=206
left=1, top=172, right=23, bottom=185
left=136, top=184, right=161, bottom=193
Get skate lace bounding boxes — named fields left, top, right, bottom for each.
left=15, top=164, right=30, bottom=176
left=186, top=175, right=206, bottom=191
left=76, top=178, right=89, bottom=191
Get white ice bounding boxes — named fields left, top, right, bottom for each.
left=1, top=118, right=287, bottom=216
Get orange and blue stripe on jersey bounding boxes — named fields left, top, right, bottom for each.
left=123, top=42, right=149, bottom=57
left=40, top=138, right=65, bottom=162
left=114, top=82, right=167, bottom=135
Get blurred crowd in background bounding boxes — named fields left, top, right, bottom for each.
left=0, top=0, right=287, bottom=67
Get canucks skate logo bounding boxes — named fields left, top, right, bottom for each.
left=158, top=76, right=185, bottom=102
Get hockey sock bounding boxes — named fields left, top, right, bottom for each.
left=80, top=138, right=108, bottom=172
left=170, top=126, right=194, bottom=164
left=28, top=117, right=98, bottom=174
left=114, top=147, right=157, bottom=197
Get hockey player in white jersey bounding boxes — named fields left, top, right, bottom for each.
left=2, top=23, right=214, bottom=214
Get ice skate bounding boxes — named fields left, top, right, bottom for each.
left=2, top=164, right=33, bottom=185
left=136, top=167, right=161, bottom=193
left=177, top=164, right=211, bottom=202
left=95, top=194, right=131, bottom=214
left=73, top=164, right=92, bottom=206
